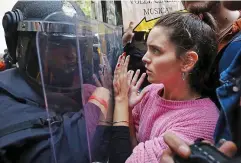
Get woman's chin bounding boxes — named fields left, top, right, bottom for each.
left=147, top=76, right=155, bottom=83
left=147, top=76, right=163, bottom=84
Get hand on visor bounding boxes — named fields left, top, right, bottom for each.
left=93, top=54, right=113, bottom=92
left=92, top=54, right=114, bottom=122
left=88, top=87, right=110, bottom=119
left=113, top=53, right=131, bottom=101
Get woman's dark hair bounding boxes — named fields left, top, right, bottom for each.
left=154, top=12, right=218, bottom=96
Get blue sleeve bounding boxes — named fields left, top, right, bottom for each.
left=219, top=33, right=241, bottom=74
left=215, top=34, right=241, bottom=144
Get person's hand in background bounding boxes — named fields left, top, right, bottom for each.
left=93, top=54, right=113, bottom=92
left=122, top=22, right=135, bottom=46
left=160, top=132, right=237, bottom=163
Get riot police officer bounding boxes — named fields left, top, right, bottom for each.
left=0, top=1, right=119, bottom=162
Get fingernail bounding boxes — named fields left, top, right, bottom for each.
left=178, top=145, right=190, bottom=155
left=117, top=64, right=120, bottom=67
left=123, top=52, right=126, bottom=56
left=217, top=139, right=226, bottom=148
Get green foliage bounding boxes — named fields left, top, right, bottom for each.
left=76, top=0, right=92, bottom=18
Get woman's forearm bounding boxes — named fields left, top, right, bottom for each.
left=113, top=100, right=137, bottom=148
left=98, top=97, right=114, bottom=126
left=113, top=97, right=129, bottom=126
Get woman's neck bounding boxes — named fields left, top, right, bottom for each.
left=160, top=80, right=200, bottom=101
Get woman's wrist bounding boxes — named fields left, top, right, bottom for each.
left=113, top=121, right=129, bottom=127
left=98, top=112, right=113, bottom=126
left=115, top=98, right=129, bottom=112
left=115, top=95, right=128, bottom=103
left=113, top=97, right=129, bottom=126
left=89, top=96, right=109, bottom=109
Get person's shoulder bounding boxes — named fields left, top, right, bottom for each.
left=219, top=31, right=241, bottom=73
left=222, top=32, right=241, bottom=52
left=190, top=98, right=219, bottom=114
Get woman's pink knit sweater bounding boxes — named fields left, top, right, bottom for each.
left=126, top=84, right=219, bottom=163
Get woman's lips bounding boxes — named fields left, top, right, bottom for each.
left=145, top=68, right=151, bottom=74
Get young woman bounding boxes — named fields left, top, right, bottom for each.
left=111, top=11, right=220, bottom=163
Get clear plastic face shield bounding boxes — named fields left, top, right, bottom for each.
left=33, top=11, right=122, bottom=162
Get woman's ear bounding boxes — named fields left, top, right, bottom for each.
left=180, top=51, right=198, bottom=73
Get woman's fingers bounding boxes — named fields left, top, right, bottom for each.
left=135, top=73, right=146, bottom=90
left=102, top=54, right=112, bottom=71
left=124, top=55, right=130, bottom=72
left=114, top=54, right=122, bottom=78
left=99, top=70, right=105, bottom=85
left=93, top=74, right=102, bottom=87
left=127, top=70, right=134, bottom=85
left=113, top=66, right=120, bottom=94
left=118, top=53, right=126, bottom=77
left=114, top=53, right=130, bottom=87
left=120, top=55, right=129, bottom=78
left=163, top=132, right=191, bottom=159
left=99, top=64, right=104, bottom=70
left=115, top=54, right=122, bottom=71
left=120, top=53, right=125, bottom=67
left=218, top=141, right=237, bottom=157
left=131, top=69, right=140, bottom=86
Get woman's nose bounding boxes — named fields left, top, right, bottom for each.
left=142, top=52, right=151, bottom=64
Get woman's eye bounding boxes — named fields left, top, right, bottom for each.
left=152, top=48, right=160, bottom=54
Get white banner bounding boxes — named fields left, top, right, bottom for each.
left=121, top=0, right=184, bottom=32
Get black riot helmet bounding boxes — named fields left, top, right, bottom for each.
left=2, top=1, right=87, bottom=93
left=2, top=1, right=91, bottom=113
left=2, top=1, right=85, bottom=63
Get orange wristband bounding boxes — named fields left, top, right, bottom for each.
left=88, top=95, right=108, bottom=109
